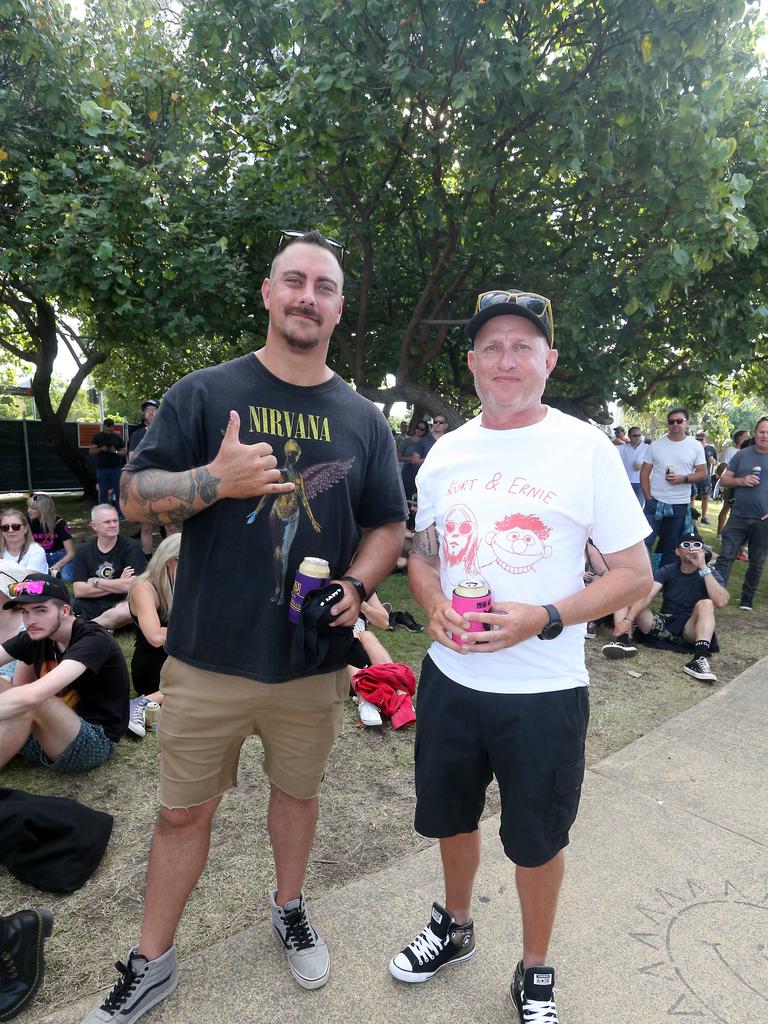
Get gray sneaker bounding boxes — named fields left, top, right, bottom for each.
left=80, top=946, right=177, bottom=1023
left=270, top=890, right=329, bottom=990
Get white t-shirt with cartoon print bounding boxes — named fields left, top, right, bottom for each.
left=415, top=406, right=651, bottom=695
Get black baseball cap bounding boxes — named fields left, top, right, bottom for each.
left=677, top=533, right=700, bottom=546
left=3, top=572, right=70, bottom=609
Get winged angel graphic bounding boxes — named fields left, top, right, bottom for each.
left=245, top=439, right=355, bottom=603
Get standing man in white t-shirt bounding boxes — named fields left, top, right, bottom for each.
left=618, top=426, right=649, bottom=504
left=388, top=289, right=651, bottom=1024
left=640, top=408, right=706, bottom=566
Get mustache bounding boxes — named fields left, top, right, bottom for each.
left=286, top=306, right=321, bottom=323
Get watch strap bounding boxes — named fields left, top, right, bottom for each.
left=340, top=576, right=367, bottom=601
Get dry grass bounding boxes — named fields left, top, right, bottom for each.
left=0, top=499, right=766, bottom=1013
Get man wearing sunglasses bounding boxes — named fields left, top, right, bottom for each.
left=603, top=534, right=728, bottom=681
left=84, top=229, right=406, bottom=1023
left=640, top=408, right=707, bottom=565
left=390, top=289, right=651, bottom=1023
left=0, top=573, right=129, bottom=773
left=618, top=427, right=650, bottom=504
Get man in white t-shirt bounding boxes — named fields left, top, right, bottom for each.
left=618, top=426, right=649, bottom=504
left=640, top=408, right=706, bottom=566
left=388, top=288, right=651, bottom=1024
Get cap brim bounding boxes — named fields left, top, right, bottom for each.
left=465, top=303, right=551, bottom=345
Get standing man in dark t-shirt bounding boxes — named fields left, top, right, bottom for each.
left=128, top=400, right=161, bottom=556
left=714, top=416, right=768, bottom=611
left=84, top=229, right=406, bottom=1024
left=71, top=504, right=146, bottom=629
left=0, top=573, right=129, bottom=773
left=90, top=418, right=127, bottom=515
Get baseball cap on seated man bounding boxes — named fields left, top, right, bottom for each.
left=465, top=288, right=553, bottom=347
left=3, top=572, right=70, bottom=609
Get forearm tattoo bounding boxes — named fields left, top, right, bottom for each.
left=411, top=524, right=440, bottom=558
left=123, top=467, right=221, bottom=526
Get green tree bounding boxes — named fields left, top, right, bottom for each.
left=184, top=0, right=768, bottom=421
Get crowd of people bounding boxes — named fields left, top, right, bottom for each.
left=0, top=234, right=765, bottom=1024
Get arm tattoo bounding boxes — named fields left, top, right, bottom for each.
left=411, top=523, right=440, bottom=559
left=126, top=467, right=222, bottom=526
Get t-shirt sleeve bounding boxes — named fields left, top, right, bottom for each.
left=590, top=437, right=651, bottom=553
left=125, top=542, right=147, bottom=574
left=653, top=564, right=674, bottom=585
left=2, top=631, right=34, bottom=664
left=55, top=519, right=72, bottom=543
left=27, top=544, right=49, bottom=574
left=353, top=408, right=407, bottom=528
left=72, top=544, right=90, bottom=583
left=126, top=380, right=207, bottom=475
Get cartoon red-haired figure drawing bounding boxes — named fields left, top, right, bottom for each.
left=481, top=513, right=552, bottom=575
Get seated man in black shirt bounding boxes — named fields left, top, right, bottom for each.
left=72, top=504, right=146, bottom=629
left=0, top=573, right=129, bottom=772
left=602, top=533, right=729, bottom=681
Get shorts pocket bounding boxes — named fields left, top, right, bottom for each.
left=549, top=757, right=585, bottom=838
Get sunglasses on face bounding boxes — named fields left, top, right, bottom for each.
left=415, top=425, right=427, bottom=432
left=277, top=229, right=345, bottom=266
left=474, top=290, right=555, bottom=348
left=668, top=418, right=686, bottom=425
left=1, top=523, right=24, bottom=532
left=433, top=419, right=447, bottom=426
left=446, top=521, right=473, bottom=535
left=8, top=579, right=45, bottom=595
left=679, top=541, right=703, bottom=550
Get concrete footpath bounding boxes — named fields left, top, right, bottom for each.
left=42, top=658, right=768, bottom=1024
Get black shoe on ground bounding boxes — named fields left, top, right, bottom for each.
left=683, top=656, right=717, bottom=682
left=601, top=634, right=638, bottom=660
left=739, top=599, right=753, bottom=611
left=389, top=902, right=475, bottom=982
left=511, top=960, right=559, bottom=1023
left=700, top=517, right=710, bottom=524
left=393, top=610, right=424, bottom=633
left=81, top=945, right=177, bottom=1023
left=0, top=909, right=53, bottom=1022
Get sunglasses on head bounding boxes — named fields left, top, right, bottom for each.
left=474, top=290, right=554, bottom=347
left=276, top=229, right=345, bottom=266
left=1, top=523, right=24, bottom=532
left=679, top=541, right=703, bottom=550
left=8, top=579, right=45, bottom=595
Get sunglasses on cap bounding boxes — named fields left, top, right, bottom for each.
left=679, top=541, right=703, bottom=550
left=277, top=229, right=345, bottom=266
left=474, top=290, right=555, bottom=348
left=8, top=579, right=46, bottom=595
left=1, top=523, right=24, bottom=532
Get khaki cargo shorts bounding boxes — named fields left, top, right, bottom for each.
left=158, top=656, right=347, bottom=809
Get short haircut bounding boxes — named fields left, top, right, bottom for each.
left=103, top=418, right=114, bottom=427
left=754, top=416, right=768, bottom=430
left=91, top=503, right=117, bottom=522
left=270, top=229, right=344, bottom=285
left=667, top=407, right=689, bottom=421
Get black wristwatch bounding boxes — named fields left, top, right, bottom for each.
left=340, top=576, right=367, bottom=602
left=537, top=604, right=563, bottom=641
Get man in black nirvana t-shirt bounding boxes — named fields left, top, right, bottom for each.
left=0, top=574, right=129, bottom=773
left=85, top=230, right=406, bottom=1020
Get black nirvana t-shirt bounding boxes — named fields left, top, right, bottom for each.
left=127, top=354, right=407, bottom=682
left=4, top=620, right=130, bottom=741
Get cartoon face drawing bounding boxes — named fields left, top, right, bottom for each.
left=484, top=513, right=552, bottom=575
left=443, top=505, right=479, bottom=569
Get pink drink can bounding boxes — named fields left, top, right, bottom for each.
left=451, top=580, right=492, bottom=643
left=289, top=557, right=331, bottom=624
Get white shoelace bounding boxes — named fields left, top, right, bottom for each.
left=407, top=925, right=445, bottom=964
left=522, top=996, right=558, bottom=1023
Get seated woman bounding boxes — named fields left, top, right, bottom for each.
left=0, top=509, right=47, bottom=574
left=0, top=561, right=28, bottom=683
left=126, top=533, right=181, bottom=738
left=26, top=494, right=76, bottom=581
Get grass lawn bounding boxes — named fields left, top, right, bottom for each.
left=0, top=494, right=766, bottom=1014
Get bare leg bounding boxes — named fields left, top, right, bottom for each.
left=0, top=708, right=34, bottom=769
left=269, top=783, right=318, bottom=907
left=701, top=494, right=709, bottom=520
left=138, top=795, right=222, bottom=961
left=26, top=696, right=82, bottom=760
left=683, top=599, right=715, bottom=643
left=93, top=601, right=133, bottom=630
left=440, top=831, right=481, bottom=925
left=140, top=523, right=154, bottom=557
left=516, top=850, right=565, bottom=967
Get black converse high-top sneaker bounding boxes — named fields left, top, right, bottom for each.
left=511, top=961, right=559, bottom=1023
left=389, top=902, right=475, bottom=983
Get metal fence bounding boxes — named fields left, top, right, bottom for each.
left=0, top=418, right=118, bottom=493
